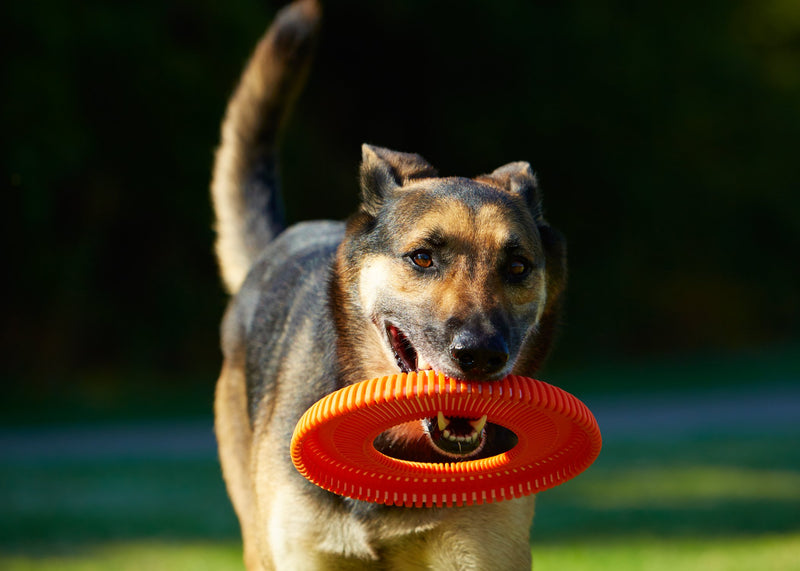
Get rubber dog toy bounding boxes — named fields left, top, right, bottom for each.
left=290, top=371, right=601, bottom=508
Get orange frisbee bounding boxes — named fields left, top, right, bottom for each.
left=290, top=371, right=601, bottom=508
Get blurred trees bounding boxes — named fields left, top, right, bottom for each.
left=3, top=0, right=798, bottom=393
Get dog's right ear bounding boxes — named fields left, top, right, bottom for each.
left=359, top=144, right=438, bottom=215
left=482, top=162, right=544, bottom=223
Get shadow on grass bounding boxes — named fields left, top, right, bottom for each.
left=534, top=498, right=800, bottom=544
left=0, top=458, right=240, bottom=555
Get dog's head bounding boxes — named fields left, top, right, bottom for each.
left=334, top=145, right=566, bottom=460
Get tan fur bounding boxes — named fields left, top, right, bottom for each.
left=215, top=359, right=261, bottom=569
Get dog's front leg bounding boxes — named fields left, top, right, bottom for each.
left=391, top=498, right=537, bottom=571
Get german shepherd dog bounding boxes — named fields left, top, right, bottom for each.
left=212, top=1, right=566, bottom=568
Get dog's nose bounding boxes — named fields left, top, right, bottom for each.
left=449, top=332, right=509, bottom=379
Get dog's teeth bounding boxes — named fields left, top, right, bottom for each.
left=417, top=355, right=432, bottom=370
left=431, top=413, right=487, bottom=450
left=469, top=415, right=488, bottom=434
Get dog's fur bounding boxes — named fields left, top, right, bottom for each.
left=212, top=1, right=567, bottom=569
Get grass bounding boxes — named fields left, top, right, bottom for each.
left=2, top=432, right=799, bottom=570
left=533, top=534, right=800, bottom=571
left=2, top=535, right=795, bottom=571
left=0, top=541, right=243, bottom=571
left=0, top=459, right=239, bottom=548
left=533, top=435, right=800, bottom=541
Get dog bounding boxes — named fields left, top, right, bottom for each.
left=212, top=1, right=567, bottom=568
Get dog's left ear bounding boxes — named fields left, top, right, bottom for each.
left=359, top=144, right=438, bottom=215
left=482, top=162, right=544, bottom=222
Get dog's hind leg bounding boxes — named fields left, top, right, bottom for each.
left=211, top=0, right=321, bottom=294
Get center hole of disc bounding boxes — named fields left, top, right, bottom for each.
left=372, top=420, right=518, bottom=463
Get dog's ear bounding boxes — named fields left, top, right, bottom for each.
left=482, top=161, right=544, bottom=222
left=359, top=144, right=438, bottom=215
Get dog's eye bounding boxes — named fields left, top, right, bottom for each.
left=410, top=250, right=434, bottom=269
left=507, top=257, right=530, bottom=278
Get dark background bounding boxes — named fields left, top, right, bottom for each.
left=3, top=0, right=798, bottom=421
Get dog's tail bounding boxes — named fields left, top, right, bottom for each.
left=211, top=0, right=321, bottom=293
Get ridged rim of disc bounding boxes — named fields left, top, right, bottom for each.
left=290, top=371, right=601, bottom=508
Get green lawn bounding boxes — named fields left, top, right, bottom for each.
left=534, top=534, right=800, bottom=571
left=530, top=433, right=800, bottom=570
left=2, top=534, right=797, bottom=571
left=2, top=430, right=798, bottom=570
left=2, top=346, right=798, bottom=569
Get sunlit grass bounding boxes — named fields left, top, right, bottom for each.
left=0, top=534, right=798, bottom=571
left=0, top=541, right=243, bottom=571
left=534, top=533, right=800, bottom=571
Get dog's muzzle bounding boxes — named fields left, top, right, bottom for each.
left=384, top=321, right=497, bottom=458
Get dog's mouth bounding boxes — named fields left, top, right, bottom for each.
left=384, top=322, right=488, bottom=458
left=423, top=412, right=488, bottom=458
left=386, top=322, right=428, bottom=373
